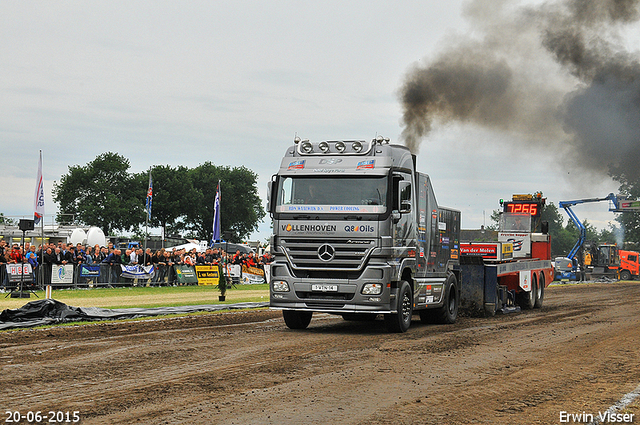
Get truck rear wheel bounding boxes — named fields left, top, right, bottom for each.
left=518, top=277, right=536, bottom=310
left=620, top=270, right=632, bottom=281
left=433, top=274, right=458, bottom=324
left=534, top=274, right=544, bottom=309
left=282, top=310, right=313, bottom=330
left=384, top=281, right=412, bottom=333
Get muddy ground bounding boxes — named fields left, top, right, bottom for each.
left=2, top=281, right=640, bottom=424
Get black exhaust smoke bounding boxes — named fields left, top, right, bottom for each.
left=400, top=0, right=640, bottom=181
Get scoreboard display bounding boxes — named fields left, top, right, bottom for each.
left=501, top=193, right=545, bottom=217
left=503, top=202, right=540, bottom=216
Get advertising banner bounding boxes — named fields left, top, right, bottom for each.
left=195, top=265, right=220, bottom=286
left=79, top=264, right=101, bottom=278
left=241, top=265, right=266, bottom=284
left=52, top=264, right=74, bottom=284
left=120, top=264, right=155, bottom=280
left=174, top=265, right=198, bottom=284
left=6, top=264, right=33, bottom=283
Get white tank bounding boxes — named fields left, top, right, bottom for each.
left=69, top=228, right=87, bottom=245
left=86, top=227, right=107, bottom=248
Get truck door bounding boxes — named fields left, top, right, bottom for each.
left=393, top=172, right=416, bottom=259
left=416, top=173, right=431, bottom=277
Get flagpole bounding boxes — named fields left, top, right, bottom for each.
left=144, top=167, right=151, bottom=260
left=39, top=151, right=45, bottom=288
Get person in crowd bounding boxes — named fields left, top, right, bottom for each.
left=10, top=244, right=23, bottom=264
left=232, top=250, right=243, bottom=265
left=142, top=248, right=153, bottom=267
left=163, top=250, right=174, bottom=284
left=0, top=240, right=8, bottom=290
left=129, top=248, right=139, bottom=266
left=122, top=249, right=131, bottom=266
left=42, top=246, right=54, bottom=285
left=244, top=252, right=257, bottom=268
left=75, top=247, right=85, bottom=265
left=195, top=251, right=206, bottom=265
left=102, top=248, right=122, bottom=283
left=183, top=252, right=195, bottom=266
left=25, top=245, right=38, bottom=268
left=60, top=243, right=73, bottom=266
left=53, top=247, right=63, bottom=265
left=152, top=249, right=165, bottom=283
left=84, top=247, right=93, bottom=265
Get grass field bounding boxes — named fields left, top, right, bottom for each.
left=0, top=284, right=270, bottom=311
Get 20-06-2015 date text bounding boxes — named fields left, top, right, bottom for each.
left=5, top=411, right=80, bottom=423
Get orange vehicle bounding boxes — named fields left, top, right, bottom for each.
left=619, top=249, right=639, bottom=281
left=584, top=243, right=639, bottom=281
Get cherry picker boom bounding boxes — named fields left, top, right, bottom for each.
left=558, top=193, right=640, bottom=280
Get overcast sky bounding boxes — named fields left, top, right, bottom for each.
left=2, top=0, right=638, bottom=242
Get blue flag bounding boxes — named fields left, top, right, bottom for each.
left=146, top=173, right=153, bottom=220
left=211, top=181, right=221, bottom=245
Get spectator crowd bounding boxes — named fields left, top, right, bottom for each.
left=0, top=238, right=273, bottom=291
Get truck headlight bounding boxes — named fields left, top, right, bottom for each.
left=272, top=280, right=290, bottom=292
left=362, top=283, right=382, bottom=295
left=301, top=141, right=313, bottom=153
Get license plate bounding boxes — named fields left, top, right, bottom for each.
left=311, top=284, right=338, bottom=292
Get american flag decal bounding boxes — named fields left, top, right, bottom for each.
left=357, top=159, right=374, bottom=169
left=288, top=160, right=305, bottom=170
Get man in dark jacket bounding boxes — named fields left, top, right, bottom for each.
left=102, top=249, right=122, bottom=284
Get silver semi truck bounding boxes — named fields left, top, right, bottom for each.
left=267, top=137, right=461, bottom=332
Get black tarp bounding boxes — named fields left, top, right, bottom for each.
left=0, top=299, right=269, bottom=330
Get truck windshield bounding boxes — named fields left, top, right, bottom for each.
left=276, top=176, right=387, bottom=214
left=500, top=212, right=531, bottom=232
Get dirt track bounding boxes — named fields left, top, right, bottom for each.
left=2, top=281, right=640, bottom=424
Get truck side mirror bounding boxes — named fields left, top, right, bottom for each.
left=267, top=179, right=277, bottom=214
left=398, top=181, right=412, bottom=214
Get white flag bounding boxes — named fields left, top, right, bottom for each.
left=34, top=151, right=45, bottom=225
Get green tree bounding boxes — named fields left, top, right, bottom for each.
left=52, top=152, right=143, bottom=235
left=183, top=163, right=265, bottom=242
left=132, top=165, right=199, bottom=237
left=0, top=213, right=16, bottom=226
left=610, top=169, right=640, bottom=249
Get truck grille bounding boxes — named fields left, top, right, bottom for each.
left=280, top=238, right=375, bottom=271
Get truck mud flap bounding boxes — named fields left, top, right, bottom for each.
left=458, top=257, right=495, bottom=317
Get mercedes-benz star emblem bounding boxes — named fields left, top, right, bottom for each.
left=317, top=244, right=335, bottom=262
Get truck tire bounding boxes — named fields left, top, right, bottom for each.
left=282, top=310, right=313, bottom=330
left=620, top=270, right=632, bottom=281
left=518, top=277, right=536, bottom=310
left=384, top=281, right=413, bottom=333
left=534, top=274, right=544, bottom=309
left=433, top=274, right=459, bottom=324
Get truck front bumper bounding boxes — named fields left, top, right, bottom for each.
left=269, top=262, right=398, bottom=314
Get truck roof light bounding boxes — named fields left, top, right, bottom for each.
left=319, top=141, right=330, bottom=153
left=335, top=141, right=346, bottom=152
left=301, top=141, right=313, bottom=153
left=352, top=141, right=363, bottom=152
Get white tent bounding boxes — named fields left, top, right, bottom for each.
left=165, top=242, right=206, bottom=253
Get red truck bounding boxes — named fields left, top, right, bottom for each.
left=459, top=194, right=554, bottom=315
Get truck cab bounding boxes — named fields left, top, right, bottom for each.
left=267, top=137, right=460, bottom=332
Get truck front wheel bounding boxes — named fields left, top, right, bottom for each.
left=282, top=310, right=313, bottom=330
left=620, top=270, right=632, bottom=281
left=384, top=281, right=413, bottom=333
